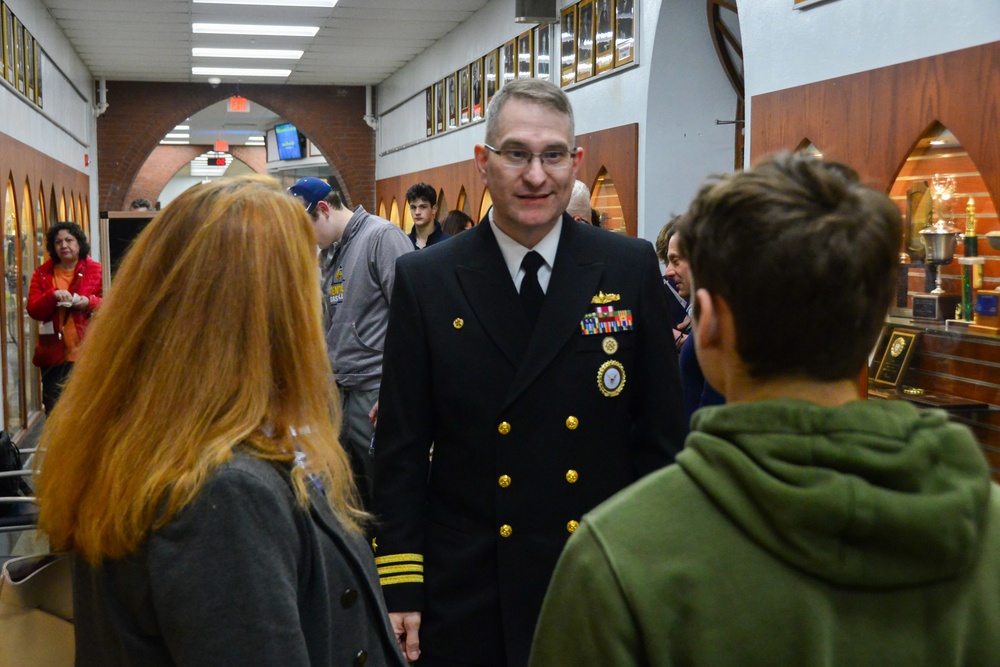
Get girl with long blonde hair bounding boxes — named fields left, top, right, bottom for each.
left=35, top=175, right=406, bottom=666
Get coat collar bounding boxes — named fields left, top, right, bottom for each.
left=456, top=215, right=604, bottom=407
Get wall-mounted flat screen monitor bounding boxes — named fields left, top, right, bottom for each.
left=274, top=122, right=305, bottom=160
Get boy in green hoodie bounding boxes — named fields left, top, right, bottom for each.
left=529, top=151, right=1000, bottom=666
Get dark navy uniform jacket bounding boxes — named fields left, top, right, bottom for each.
left=372, top=214, right=686, bottom=667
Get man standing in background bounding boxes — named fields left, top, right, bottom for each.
left=289, top=177, right=413, bottom=509
left=406, top=182, right=450, bottom=248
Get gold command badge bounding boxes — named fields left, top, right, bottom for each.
left=453, top=318, right=464, bottom=329
left=602, top=336, right=618, bottom=355
left=597, top=360, right=626, bottom=397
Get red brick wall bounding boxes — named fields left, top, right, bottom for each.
left=125, top=145, right=268, bottom=208
left=97, top=82, right=374, bottom=211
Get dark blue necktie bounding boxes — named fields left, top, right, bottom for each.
left=520, top=251, right=545, bottom=325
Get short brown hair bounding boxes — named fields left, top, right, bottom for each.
left=654, top=216, right=681, bottom=264
left=484, top=78, right=575, bottom=146
left=677, top=151, right=901, bottom=381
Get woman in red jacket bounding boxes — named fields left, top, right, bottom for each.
left=27, top=221, right=103, bottom=414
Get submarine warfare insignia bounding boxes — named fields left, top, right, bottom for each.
left=597, top=359, right=626, bottom=397
left=591, top=291, right=621, bottom=305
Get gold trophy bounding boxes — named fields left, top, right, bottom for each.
left=913, top=175, right=960, bottom=320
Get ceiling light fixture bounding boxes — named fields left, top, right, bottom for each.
left=160, top=140, right=191, bottom=145
left=173, top=125, right=190, bottom=131
left=193, top=0, right=337, bottom=7
left=165, top=133, right=190, bottom=139
left=193, top=47, right=304, bottom=60
left=193, top=66, right=292, bottom=77
left=929, top=139, right=945, bottom=145
left=193, top=23, right=320, bottom=37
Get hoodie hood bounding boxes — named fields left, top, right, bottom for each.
left=679, top=399, right=991, bottom=589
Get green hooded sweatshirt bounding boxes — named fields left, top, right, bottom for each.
left=529, top=399, right=1000, bottom=666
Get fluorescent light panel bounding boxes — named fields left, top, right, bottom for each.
left=193, top=23, right=319, bottom=37
left=193, top=0, right=337, bottom=7
left=160, top=140, right=190, bottom=145
left=165, top=133, right=190, bottom=139
left=193, top=66, right=291, bottom=77
left=173, top=125, right=190, bottom=130
left=193, top=47, right=303, bottom=60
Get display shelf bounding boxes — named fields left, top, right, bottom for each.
left=869, top=317, right=1000, bottom=480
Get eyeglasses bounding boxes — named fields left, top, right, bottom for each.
left=484, top=144, right=576, bottom=170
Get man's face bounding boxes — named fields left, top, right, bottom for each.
left=312, top=203, right=341, bottom=249
left=665, top=234, right=691, bottom=299
left=409, top=199, right=438, bottom=229
left=474, top=98, right=582, bottom=247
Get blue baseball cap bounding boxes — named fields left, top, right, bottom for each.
left=288, top=177, right=332, bottom=213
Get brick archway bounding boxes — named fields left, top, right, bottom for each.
left=125, top=145, right=268, bottom=207
left=97, top=82, right=373, bottom=211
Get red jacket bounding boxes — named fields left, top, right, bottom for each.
left=27, top=257, right=103, bottom=367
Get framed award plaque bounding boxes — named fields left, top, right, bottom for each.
left=501, top=39, right=516, bottom=88
left=445, top=72, right=458, bottom=130
left=484, top=49, right=498, bottom=109
left=615, top=0, right=635, bottom=66
left=576, top=0, right=594, bottom=82
left=35, top=39, right=42, bottom=106
left=459, top=66, right=470, bottom=125
left=13, top=15, right=24, bottom=93
left=33, top=36, right=40, bottom=107
left=23, top=30, right=33, bottom=102
left=517, top=30, right=532, bottom=79
left=873, top=328, right=920, bottom=388
left=594, top=0, right=614, bottom=74
left=560, top=6, right=576, bottom=87
left=433, top=80, right=445, bottom=134
left=425, top=87, right=434, bottom=137
left=2, top=4, right=14, bottom=84
left=534, top=24, right=551, bottom=81
left=470, top=58, right=483, bottom=120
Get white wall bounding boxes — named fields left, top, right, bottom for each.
left=375, top=0, right=737, bottom=241
left=739, top=0, right=1000, bottom=159
left=640, top=0, right=737, bottom=239
left=2, top=0, right=97, bottom=240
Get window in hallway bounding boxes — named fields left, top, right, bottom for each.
left=479, top=189, right=493, bottom=222
left=592, top=168, right=625, bottom=233
left=3, top=178, right=22, bottom=431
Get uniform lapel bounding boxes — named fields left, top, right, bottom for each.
left=503, top=217, right=603, bottom=407
left=456, top=223, right=531, bottom=368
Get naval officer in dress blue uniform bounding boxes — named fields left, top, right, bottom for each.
left=372, top=78, right=687, bottom=667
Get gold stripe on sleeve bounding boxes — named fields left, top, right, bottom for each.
left=377, top=563, right=424, bottom=576
left=374, top=552, right=424, bottom=565
left=380, top=574, right=424, bottom=586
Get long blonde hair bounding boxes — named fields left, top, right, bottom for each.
left=35, top=175, right=362, bottom=564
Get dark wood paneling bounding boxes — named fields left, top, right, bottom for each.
left=750, top=42, right=1000, bottom=210
left=0, top=131, right=90, bottom=231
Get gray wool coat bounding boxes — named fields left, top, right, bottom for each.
left=72, top=452, right=406, bottom=667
